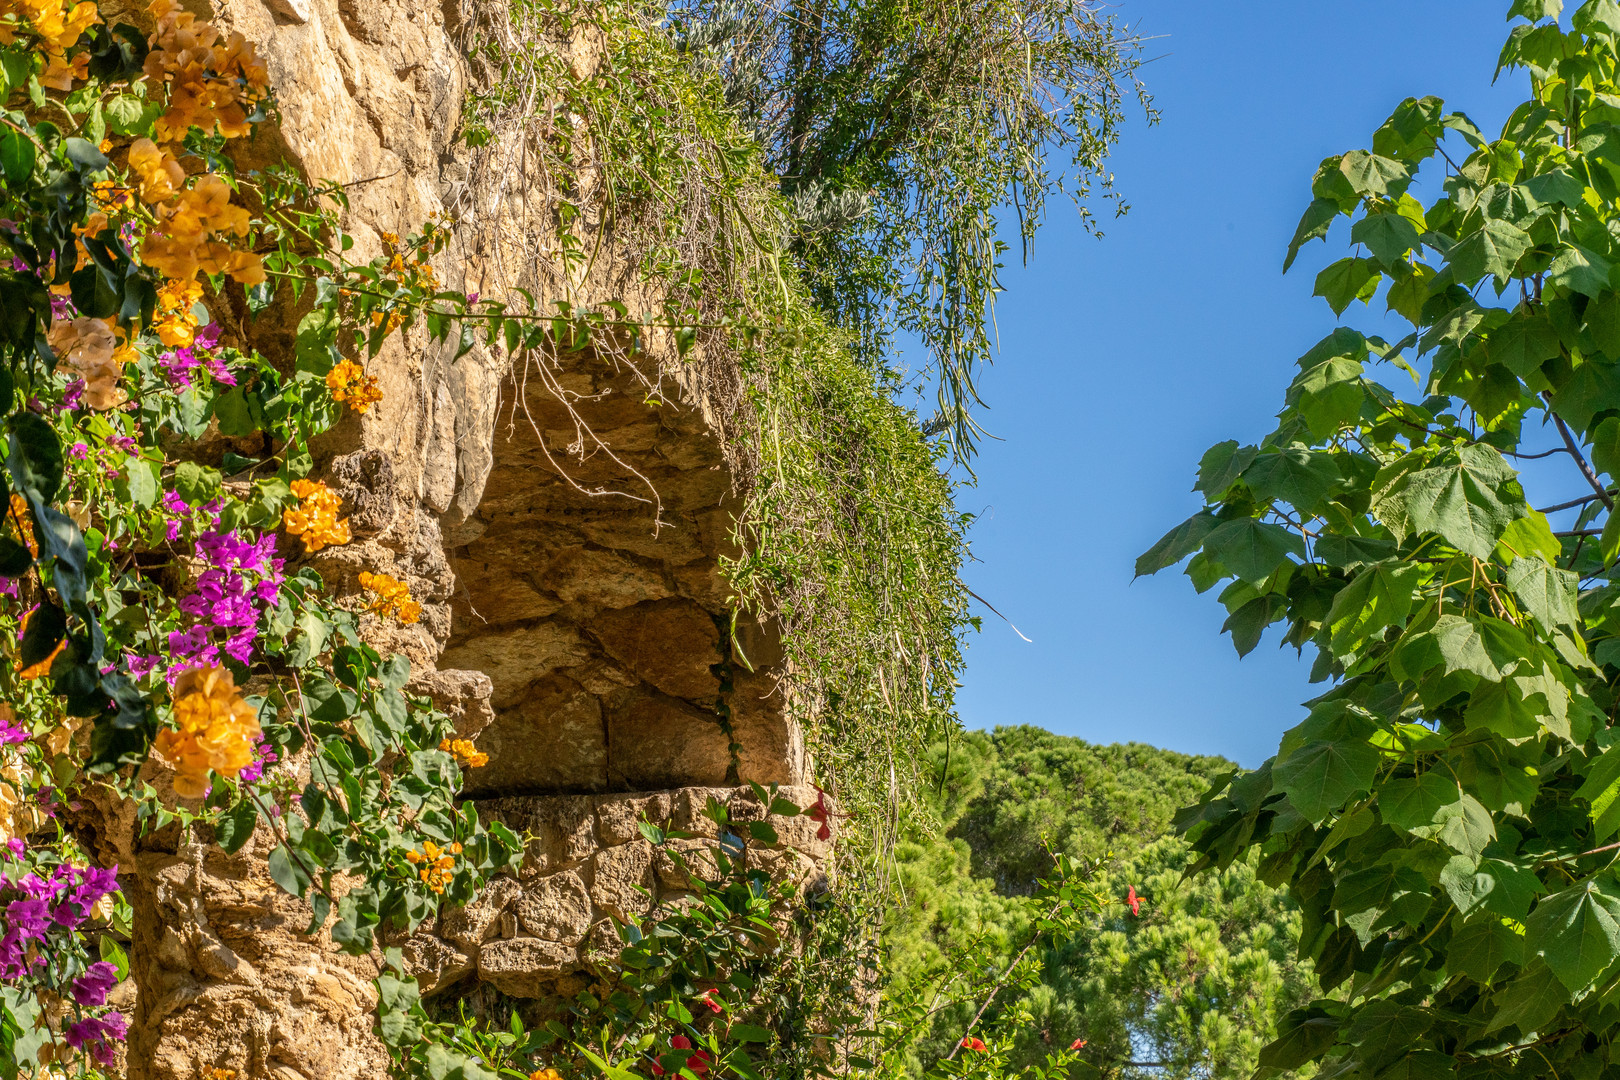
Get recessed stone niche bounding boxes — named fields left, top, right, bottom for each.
left=439, top=349, right=805, bottom=797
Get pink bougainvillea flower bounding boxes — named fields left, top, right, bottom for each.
left=1126, top=886, right=1142, bottom=916
left=71, top=961, right=120, bottom=1006
left=65, top=1011, right=127, bottom=1066
left=961, top=1037, right=986, bottom=1052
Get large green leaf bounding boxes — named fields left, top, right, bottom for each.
left=1241, top=447, right=1342, bottom=511
left=1380, top=771, right=1460, bottom=833
left=1275, top=739, right=1380, bottom=820
left=1315, top=257, right=1381, bottom=316
left=1325, top=561, right=1423, bottom=656
left=1449, top=912, right=1526, bottom=983
left=1202, top=518, right=1306, bottom=583
left=1525, top=880, right=1620, bottom=993
left=1351, top=212, right=1421, bottom=267
left=1448, top=219, right=1532, bottom=282
left=1285, top=197, right=1341, bottom=271
left=1135, top=511, right=1218, bottom=577
left=1485, top=311, right=1560, bottom=376
left=1549, top=243, right=1612, bottom=298
left=1371, top=446, right=1524, bottom=559
left=1505, top=556, right=1579, bottom=633
left=1577, top=744, right=1620, bottom=840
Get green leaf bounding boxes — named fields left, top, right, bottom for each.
left=0, top=131, right=33, bottom=187
left=1486, top=311, right=1561, bottom=376
left=1509, top=0, right=1562, bottom=20
left=1381, top=772, right=1460, bottom=833
left=1450, top=913, right=1525, bottom=984
left=1425, top=793, right=1495, bottom=857
left=1441, top=856, right=1541, bottom=918
left=1448, top=219, right=1532, bottom=282
left=1195, top=441, right=1257, bottom=498
left=1257, top=1013, right=1339, bottom=1069
left=1287, top=354, right=1365, bottom=439
left=1135, top=511, right=1218, bottom=577
left=266, top=844, right=311, bottom=899
left=7, top=413, right=62, bottom=501
left=1525, top=880, right=1620, bottom=992
left=1325, top=561, right=1423, bottom=656
left=1314, top=257, right=1381, bottom=316
left=1549, top=244, right=1612, bottom=298
left=215, top=800, right=258, bottom=854
left=1275, top=739, right=1380, bottom=820
left=1506, top=556, right=1579, bottom=632
left=1371, top=446, right=1525, bottom=559
left=1340, top=149, right=1410, bottom=196
left=1202, top=518, right=1306, bottom=583
left=1487, top=958, right=1569, bottom=1034
left=1241, top=448, right=1342, bottom=511
left=1351, top=212, right=1421, bottom=267
left=1285, top=198, right=1342, bottom=271
left=1577, top=744, right=1620, bottom=840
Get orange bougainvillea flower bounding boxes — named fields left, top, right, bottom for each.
left=528, top=1070, right=560, bottom=1080
left=7, top=493, right=36, bottom=557
left=144, top=0, right=269, bottom=144
left=153, top=276, right=203, bottom=347
left=153, top=665, right=261, bottom=798
left=405, top=839, right=462, bottom=893
left=282, top=479, right=350, bottom=553
left=325, top=359, right=383, bottom=414
left=438, top=737, right=488, bottom=768
left=358, top=570, right=421, bottom=624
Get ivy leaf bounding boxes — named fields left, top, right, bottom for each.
left=1525, top=880, right=1620, bottom=993
left=1275, top=739, right=1380, bottom=820
left=1448, top=219, right=1532, bottom=282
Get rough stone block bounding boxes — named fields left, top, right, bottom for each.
left=464, top=686, right=606, bottom=796
left=606, top=693, right=731, bottom=790
left=439, top=620, right=590, bottom=707
left=515, top=871, right=594, bottom=943
left=441, top=875, right=521, bottom=952
left=477, top=938, right=578, bottom=998
left=591, top=599, right=721, bottom=701
left=594, top=791, right=671, bottom=845
left=588, top=840, right=655, bottom=923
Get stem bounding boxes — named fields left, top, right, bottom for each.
left=1549, top=405, right=1613, bottom=510
left=942, top=893, right=1066, bottom=1062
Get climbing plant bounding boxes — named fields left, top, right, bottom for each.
left=1142, top=1, right=1620, bottom=1074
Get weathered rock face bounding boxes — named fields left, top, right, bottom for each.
left=405, top=785, right=831, bottom=1003
left=93, top=1, right=819, bottom=1076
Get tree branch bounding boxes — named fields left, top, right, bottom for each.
left=1550, top=407, right=1613, bottom=510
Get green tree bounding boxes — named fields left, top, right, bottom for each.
left=670, top=0, right=1154, bottom=459
left=1143, top=3, right=1620, bottom=1074
left=885, top=728, right=1316, bottom=1079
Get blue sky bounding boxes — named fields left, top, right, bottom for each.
left=944, top=0, right=1533, bottom=766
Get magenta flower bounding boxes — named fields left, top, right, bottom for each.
left=71, top=961, right=120, bottom=1006
left=0, top=715, right=27, bottom=744
left=69, top=442, right=89, bottom=459
left=65, top=1011, right=127, bottom=1065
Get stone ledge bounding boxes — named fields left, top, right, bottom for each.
left=406, top=784, right=831, bottom=997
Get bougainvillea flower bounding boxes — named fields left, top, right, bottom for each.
left=961, top=1037, right=986, bottom=1052
left=64, top=1010, right=127, bottom=1066
left=1126, top=886, right=1142, bottom=916
left=71, top=961, right=119, bottom=1006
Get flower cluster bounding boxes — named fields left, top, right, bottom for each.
left=157, top=322, right=231, bottom=388
left=650, top=1035, right=711, bottom=1077
left=283, top=479, right=350, bottom=553
left=1, top=861, right=119, bottom=979
left=0, top=0, right=99, bottom=89
left=528, top=1070, right=561, bottom=1080
left=153, top=664, right=262, bottom=798
left=326, top=359, right=382, bottom=414
left=358, top=570, right=421, bottom=624
left=405, top=840, right=461, bottom=894
left=153, top=276, right=203, bottom=347
left=168, top=521, right=283, bottom=671
left=144, top=0, right=269, bottom=143
left=131, top=139, right=264, bottom=285
left=46, top=316, right=130, bottom=410
left=439, top=738, right=488, bottom=768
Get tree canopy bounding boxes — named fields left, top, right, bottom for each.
left=885, top=727, right=1316, bottom=1079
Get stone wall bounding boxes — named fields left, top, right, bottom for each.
left=79, top=2, right=826, bottom=1077
left=405, top=785, right=831, bottom=1001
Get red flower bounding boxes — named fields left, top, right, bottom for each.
left=699, top=988, right=723, bottom=1014
left=689, top=1049, right=712, bottom=1075
left=659, top=1035, right=709, bottom=1075
left=672, top=1036, right=693, bottom=1050
left=1126, top=885, right=1142, bottom=916
left=962, top=1037, right=987, bottom=1052
left=650, top=1062, right=664, bottom=1078
left=1071, top=1039, right=1087, bottom=1051
left=808, top=786, right=833, bottom=842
